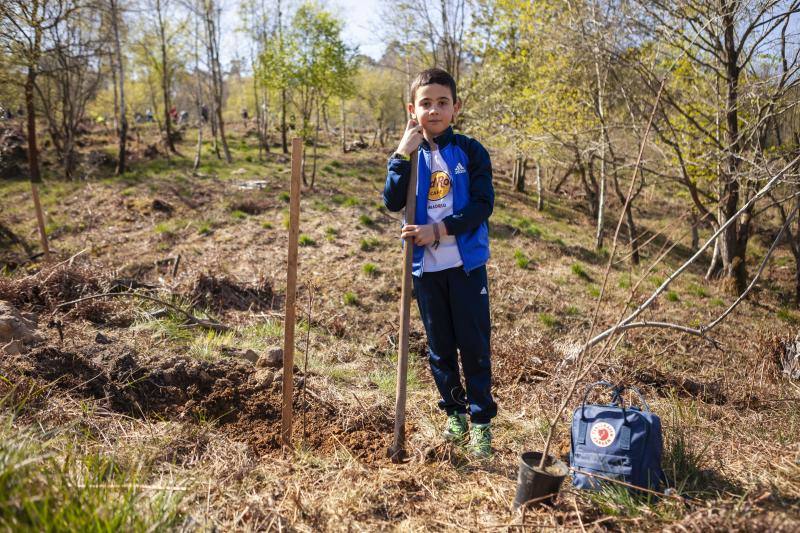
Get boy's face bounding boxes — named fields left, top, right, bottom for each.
left=408, top=83, right=460, bottom=138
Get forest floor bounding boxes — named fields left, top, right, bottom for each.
left=1, top=122, right=799, bottom=531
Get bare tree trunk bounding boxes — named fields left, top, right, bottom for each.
left=311, top=96, right=319, bottom=188
left=110, top=0, right=128, bottom=174
left=110, top=53, right=119, bottom=135
left=210, top=110, right=221, bottom=159
left=339, top=98, right=347, bottom=153
left=536, top=160, right=543, bottom=211
left=192, top=3, right=202, bottom=171
left=25, top=63, right=50, bottom=260
left=718, top=8, right=747, bottom=292
left=203, top=0, right=231, bottom=163
left=596, top=146, right=606, bottom=250
left=281, top=88, right=288, bottom=154
left=156, top=0, right=177, bottom=153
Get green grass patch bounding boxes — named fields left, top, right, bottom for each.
left=154, top=221, right=174, bottom=236
left=370, top=365, right=421, bottom=395
left=332, top=194, right=360, bottom=207
left=197, top=220, right=214, bottom=236
left=538, top=312, right=558, bottom=329
left=571, top=262, right=590, bottom=281
left=777, top=307, right=798, bottom=324
left=261, top=221, right=273, bottom=229
left=278, top=191, right=290, bottom=203
left=358, top=214, right=374, bottom=227
left=665, top=291, right=679, bottom=302
left=687, top=284, right=709, bottom=298
left=362, top=263, right=378, bottom=277
left=518, top=217, right=543, bottom=238
left=514, top=250, right=530, bottom=269
left=343, top=291, right=358, bottom=306
left=0, top=421, right=184, bottom=530
left=230, top=209, right=248, bottom=220
left=299, top=234, right=316, bottom=246
left=565, top=305, right=580, bottom=316
left=360, top=237, right=381, bottom=251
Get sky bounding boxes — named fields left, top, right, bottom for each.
left=219, top=0, right=387, bottom=69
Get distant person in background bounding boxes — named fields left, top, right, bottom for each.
left=145, top=109, right=154, bottom=123
left=169, top=106, right=178, bottom=122
left=179, top=110, right=189, bottom=124
left=200, top=105, right=209, bottom=123
left=241, top=108, right=249, bottom=126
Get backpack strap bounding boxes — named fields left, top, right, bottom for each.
left=619, top=424, right=631, bottom=451
left=577, top=419, right=588, bottom=445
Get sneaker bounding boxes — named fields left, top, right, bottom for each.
left=467, top=423, right=492, bottom=458
left=442, top=413, right=468, bottom=442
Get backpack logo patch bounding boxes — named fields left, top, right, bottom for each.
left=590, top=422, right=616, bottom=447
left=454, top=162, right=467, bottom=174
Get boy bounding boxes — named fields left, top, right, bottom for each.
left=382, top=68, right=496, bottom=458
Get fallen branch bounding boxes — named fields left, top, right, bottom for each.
left=56, top=292, right=230, bottom=332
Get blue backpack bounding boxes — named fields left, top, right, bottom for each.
left=570, top=381, right=666, bottom=491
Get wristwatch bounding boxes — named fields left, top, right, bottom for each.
left=391, top=152, right=410, bottom=161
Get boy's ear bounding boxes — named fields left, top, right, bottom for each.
left=407, top=102, right=415, bottom=119
left=454, top=98, right=462, bottom=117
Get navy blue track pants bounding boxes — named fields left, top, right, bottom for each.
left=413, top=265, right=497, bottom=424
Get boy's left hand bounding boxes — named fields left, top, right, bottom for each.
left=401, top=224, right=437, bottom=246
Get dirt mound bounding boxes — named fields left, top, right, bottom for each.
left=189, top=273, right=274, bottom=312
left=0, top=263, right=126, bottom=325
left=8, top=345, right=394, bottom=461
left=227, top=197, right=271, bottom=215
left=0, top=263, right=103, bottom=309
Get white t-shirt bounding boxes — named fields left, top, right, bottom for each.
left=423, top=147, right=463, bottom=272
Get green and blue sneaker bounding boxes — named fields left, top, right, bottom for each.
left=443, top=413, right=468, bottom=442
left=467, top=423, right=492, bottom=458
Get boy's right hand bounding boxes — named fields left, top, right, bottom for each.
left=396, top=119, right=424, bottom=157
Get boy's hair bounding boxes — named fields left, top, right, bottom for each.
left=410, top=68, right=457, bottom=104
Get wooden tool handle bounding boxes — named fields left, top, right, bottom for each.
left=389, top=149, right=418, bottom=463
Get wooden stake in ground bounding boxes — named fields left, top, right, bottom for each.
left=281, top=137, right=302, bottom=448
left=388, top=149, right=418, bottom=463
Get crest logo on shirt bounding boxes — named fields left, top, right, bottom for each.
left=590, top=422, right=616, bottom=448
left=428, top=170, right=451, bottom=201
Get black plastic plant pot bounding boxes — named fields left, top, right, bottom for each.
left=513, top=451, right=569, bottom=509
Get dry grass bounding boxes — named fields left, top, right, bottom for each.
left=1, top=127, right=799, bottom=530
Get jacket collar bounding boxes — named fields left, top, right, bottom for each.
left=420, top=126, right=454, bottom=151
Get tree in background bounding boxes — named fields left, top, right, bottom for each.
left=635, top=0, right=800, bottom=291
left=36, top=3, right=104, bottom=179
left=201, top=0, right=232, bottom=163
left=262, top=1, right=355, bottom=187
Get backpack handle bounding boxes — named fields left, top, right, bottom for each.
left=613, top=385, right=651, bottom=412
left=580, top=381, right=651, bottom=414
left=580, top=381, right=629, bottom=423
